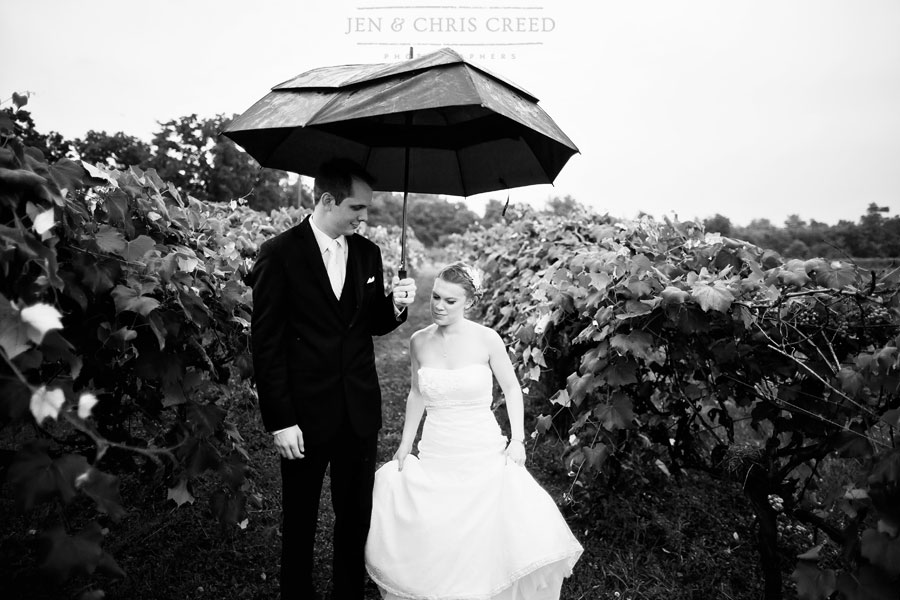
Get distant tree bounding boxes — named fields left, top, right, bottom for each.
left=405, top=195, right=479, bottom=246
left=703, top=213, right=733, bottom=235
left=782, top=239, right=810, bottom=258
left=543, top=194, right=587, bottom=216
left=827, top=220, right=871, bottom=257
left=734, top=218, right=793, bottom=254
left=784, top=214, right=807, bottom=231
left=72, top=130, right=152, bottom=170
left=150, top=113, right=291, bottom=211
left=295, top=180, right=315, bottom=209
left=854, top=203, right=900, bottom=257
left=367, top=192, right=403, bottom=228
left=481, top=198, right=508, bottom=228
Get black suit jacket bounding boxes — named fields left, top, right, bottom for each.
left=249, top=216, right=406, bottom=445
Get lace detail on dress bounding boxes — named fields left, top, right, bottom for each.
left=418, top=364, right=493, bottom=409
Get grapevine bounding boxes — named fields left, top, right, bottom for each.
left=0, top=128, right=423, bottom=595
left=449, top=206, right=900, bottom=600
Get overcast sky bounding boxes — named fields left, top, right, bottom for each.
left=3, top=0, right=899, bottom=226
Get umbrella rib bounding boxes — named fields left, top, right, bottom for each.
left=520, top=131, right=558, bottom=187
left=257, top=127, right=301, bottom=170
left=303, top=89, right=352, bottom=125
left=453, top=150, right=468, bottom=198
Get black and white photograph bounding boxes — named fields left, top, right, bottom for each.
left=2, top=1, right=899, bottom=599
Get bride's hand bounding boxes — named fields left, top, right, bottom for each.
left=505, top=439, right=526, bottom=467
left=393, top=445, right=412, bottom=470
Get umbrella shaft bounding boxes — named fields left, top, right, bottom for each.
left=399, top=139, right=411, bottom=280
left=399, top=188, right=408, bottom=280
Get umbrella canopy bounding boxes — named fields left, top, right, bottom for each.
left=223, top=47, right=579, bottom=273
left=224, top=47, right=577, bottom=196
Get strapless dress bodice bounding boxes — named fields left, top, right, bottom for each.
left=417, top=364, right=493, bottom=410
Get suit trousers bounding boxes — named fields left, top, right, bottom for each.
left=280, top=421, right=378, bottom=600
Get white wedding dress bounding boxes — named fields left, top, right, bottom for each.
left=366, top=364, right=583, bottom=600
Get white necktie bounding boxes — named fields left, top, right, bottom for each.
left=325, top=237, right=345, bottom=299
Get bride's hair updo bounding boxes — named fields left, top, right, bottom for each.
left=437, top=262, right=483, bottom=302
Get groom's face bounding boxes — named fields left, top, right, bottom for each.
left=320, top=177, right=373, bottom=237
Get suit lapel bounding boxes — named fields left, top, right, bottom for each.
left=294, top=217, right=342, bottom=317
left=346, top=234, right=366, bottom=326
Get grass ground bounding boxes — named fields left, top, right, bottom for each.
left=2, top=260, right=772, bottom=600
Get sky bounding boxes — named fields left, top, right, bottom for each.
left=3, top=0, right=899, bottom=227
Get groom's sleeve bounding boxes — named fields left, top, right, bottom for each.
left=367, top=249, right=407, bottom=336
left=250, top=241, right=297, bottom=432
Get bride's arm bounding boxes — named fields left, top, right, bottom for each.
left=394, top=333, right=426, bottom=470
left=486, top=329, right=526, bottom=466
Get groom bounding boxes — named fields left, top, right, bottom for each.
left=249, top=158, right=416, bottom=599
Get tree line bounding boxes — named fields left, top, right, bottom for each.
left=703, top=205, right=900, bottom=261
left=3, top=91, right=896, bottom=259
left=2, top=94, right=300, bottom=212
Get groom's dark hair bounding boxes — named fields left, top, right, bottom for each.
left=314, top=158, right=376, bottom=205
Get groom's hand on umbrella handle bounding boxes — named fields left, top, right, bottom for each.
left=273, top=425, right=305, bottom=460
left=391, top=276, right=416, bottom=310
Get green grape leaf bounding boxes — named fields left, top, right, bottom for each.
left=0, top=314, right=30, bottom=359
left=178, top=288, right=210, bottom=327
left=111, top=285, right=160, bottom=317
left=610, top=330, right=665, bottom=365
left=600, top=359, right=638, bottom=386
left=861, top=529, right=900, bottom=576
left=691, top=282, right=734, bottom=313
left=94, top=225, right=127, bottom=256
left=881, top=408, right=900, bottom=429
left=47, top=159, right=86, bottom=203
left=791, top=561, right=836, bottom=600
left=837, top=367, right=866, bottom=398
left=38, top=522, right=125, bottom=584
left=593, top=392, right=635, bottom=431
left=7, top=445, right=89, bottom=511
left=582, top=443, right=609, bottom=471
left=778, top=259, right=811, bottom=288
left=212, top=490, right=247, bottom=525
left=550, top=389, right=571, bottom=407
left=535, top=413, right=553, bottom=434
left=566, top=372, right=598, bottom=406
left=837, top=565, right=897, bottom=600
left=807, top=259, right=859, bottom=290
left=797, top=543, right=825, bottom=561
left=38, top=524, right=102, bottom=583
left=167, top=478, right=195, bottom=507
left=79, top=467, right=126, bottom=522
left=660, top=285, right=690, bottom=307
left=124, top=235, right=156, bottom=262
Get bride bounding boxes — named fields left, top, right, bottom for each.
left=365, top=262, right=583, bottom=600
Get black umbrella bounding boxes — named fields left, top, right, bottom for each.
left=223, top=47, right=578, bottom=277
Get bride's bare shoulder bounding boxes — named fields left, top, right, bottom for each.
left=466, top=320, right=499, bottom=339
left=410, top=324, right=438, bottom=345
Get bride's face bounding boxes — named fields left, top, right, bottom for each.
left=431, top=278, right=472, bottom=325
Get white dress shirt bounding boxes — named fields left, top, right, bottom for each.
left=309, top=216, right=347, bottom=298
